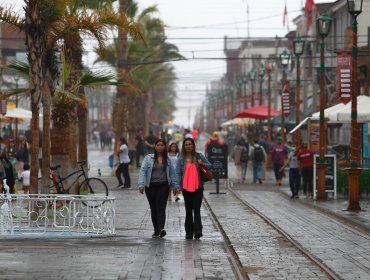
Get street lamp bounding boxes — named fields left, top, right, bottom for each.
left=250, top=70, right=256, bottom=107
left=293, top=34, right=305, bottom=148
left=346, top=0, right=363, bottom=211
left=259, top=64, right=265, bottom=106
left=316, top=11, right=332, bottom=201
left=265, top=62, right=273, bottom=145
left=279, top=49, right=291, bottom=142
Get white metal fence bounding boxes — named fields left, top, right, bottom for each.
left=0, top=194, right=115, bottom=237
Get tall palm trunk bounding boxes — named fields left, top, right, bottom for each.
left=115, top=0, right=132, bottom=150
left=40, top=45, right=58, bottom=194
left=25, top=0, right=44, bottom=194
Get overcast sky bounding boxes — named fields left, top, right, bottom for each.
left=2, top=0, right=336, bottom=128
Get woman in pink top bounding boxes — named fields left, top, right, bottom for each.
left=175, top=138, right=211, bottom=239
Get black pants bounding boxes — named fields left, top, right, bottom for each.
left=136, top=152, right=142, bottom=168
left=301, top=167, right=313, bottom=195
left=289, top=168, right=300, bottom=196
left=145, top=182, right=169, bottom=233
left=182, top=187, right=203, bottom=236
left=273, top=163, right=284, bottom=181
left=115, top=162, right=131, bottom=187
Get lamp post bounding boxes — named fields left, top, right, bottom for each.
left=346, top=0, right=363, bottom=211
left=249, top=70, right=256, bottom=107
left=316, top=12, right=332, bottom=201
left=265, top=62, right=273, bottom=144
left=259, top=64, right=265, bottom=106
left=293, top=34, right=305, bottom=148
left=279, top=49, right=291, bottom=142
left=13, top=73, right=20, bottom=142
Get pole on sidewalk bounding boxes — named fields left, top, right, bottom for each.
left=210, top=175, right=225, bottom=195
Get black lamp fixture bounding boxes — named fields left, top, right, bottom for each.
left=347, top=0, right=363, bottom=16
left=279, top=49, right=291, bottom=67
left=317, top=12, right=332, bottom=38
left=293, top=33, right=305, bottom=57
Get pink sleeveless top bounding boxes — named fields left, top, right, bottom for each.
left=182, top=163, right=199, bottom=192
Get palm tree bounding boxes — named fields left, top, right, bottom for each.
left=1, top=0, right=141, bottom=193
left=96, top=2, right=183, bottom=147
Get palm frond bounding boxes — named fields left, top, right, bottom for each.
left=7, top=60, right=29, bottom=76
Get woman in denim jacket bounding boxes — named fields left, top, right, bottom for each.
left=175, top=138, right=212, bottom=239
left=138, top=139, right=179, bottom=238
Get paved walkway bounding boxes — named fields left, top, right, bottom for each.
left=2, top=140, right=370, bottom=279
left=0, top=175, right=238, bottom=280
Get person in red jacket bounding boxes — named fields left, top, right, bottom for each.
left=296, top=143, right=314, bottom=198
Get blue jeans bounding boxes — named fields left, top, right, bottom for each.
left=241, top=162, right=248, bottom=179
left=252, top=160, right=263, bottom=183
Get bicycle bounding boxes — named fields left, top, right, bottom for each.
left=45, top=160, right=108, bottom=200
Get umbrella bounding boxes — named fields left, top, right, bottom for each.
left=233, top=105, right=281, bottom=120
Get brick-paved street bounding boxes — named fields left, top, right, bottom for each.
left=2, top=143, right=370, bottom=279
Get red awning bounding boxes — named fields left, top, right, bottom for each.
left=233, top=105, right=281, bottom=120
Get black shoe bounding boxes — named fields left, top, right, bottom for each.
left=116, top=184, right=123, bottom=188
left=295, top=195, right=299, bottom=199
left=194, top=232, right=203, bottom=239
left=175, top=197, right=180, bottom=202
left=185, top=234, right=193, bottom=239
left=152, top=232, right=159, bottom=238
left=159, top=229, right=166, bottom=238
left=290, top=195, right=295, bottom=199
left=258, top=179, right=262, bottom=184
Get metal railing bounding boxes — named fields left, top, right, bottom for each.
left=0, top=194, right=115, bottom=237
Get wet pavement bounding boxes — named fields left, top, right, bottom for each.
left=2, top=140, right=370, bottom=279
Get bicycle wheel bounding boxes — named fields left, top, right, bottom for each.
left=78, top=178, right=108, bottom=197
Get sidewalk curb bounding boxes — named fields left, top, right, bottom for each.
left=277, top=188, right=370, bottom=235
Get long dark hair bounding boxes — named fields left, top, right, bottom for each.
left=120, top=137, right=128, bottom=146
left=181, top=137, right=196, bottom=159
left=154, top=138, right=168, bottom=168
left=168, top=142, right=179, bottom=154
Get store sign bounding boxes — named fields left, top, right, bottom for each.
left=337, top=51, right=352, bottom=105
left=0, top=98, right=6, bottom=115
left=281, top=81, right=291, bottom=118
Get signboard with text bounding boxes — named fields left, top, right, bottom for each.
left=313, top=154, right=337, bottom=200
left=281, top=80, right=291, bottom=117
left=337, top=51, right=352, bottom=104
left=207, top=144, right=228, bottom=179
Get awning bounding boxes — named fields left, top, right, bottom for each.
left=221, top=118, right=255, bottom=127
left=233, top=105, right=282, bottom=120
left=311, top=95, right=370, bottom=123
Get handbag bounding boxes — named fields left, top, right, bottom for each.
left=199, top=165, right=213, bottom=182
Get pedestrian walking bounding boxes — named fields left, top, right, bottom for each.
left=205, top=131, right=224, bottom=157
left=297, top=143, right=314, bottom=198
left=115, top=137, right=131, bottom=189
left=270, top=136, right=288, bottom=186
left=16, top=137, right=29, bottom=173
left=138, top=139, right=178, bottom=238
left=19, top=163, right=30, bottom=194
left=258, top=134, right=270, bottom=180
left=168, top=142, right=180, bottom=202
left=240, top=136, right=250, bottom=182
left=144, top=130, right=158, bottom=155
left=135, top=134, right=144, bottom=168
left=249, top=139, right=266, bottom=184
left=176, top=138, right=212, bottom=240
left=232, top=139, right=247, bottom=183
left=280, top=141, right=300, bottom=198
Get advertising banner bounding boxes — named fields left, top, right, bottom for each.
left=281, top=81, right=291, bottom=118
left=337, top=51, right=352, bottom=104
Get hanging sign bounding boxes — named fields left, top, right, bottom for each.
left=281, top=80, right=291, bottom=118
left=0, top=97, right=6, bottom=116
left=337, top=51, right=352, bottom=104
